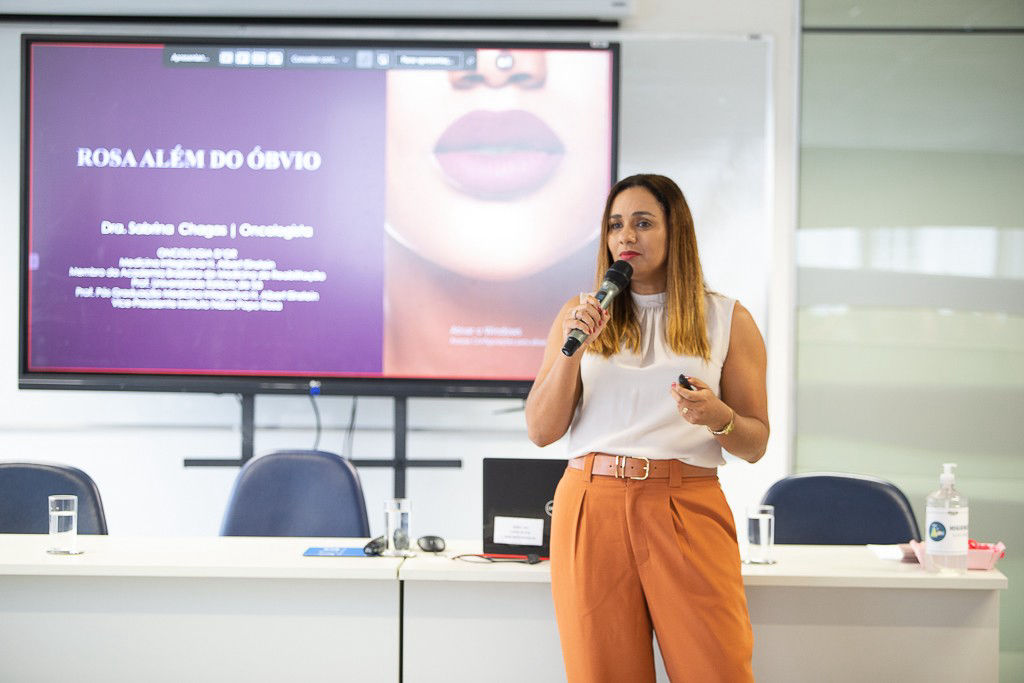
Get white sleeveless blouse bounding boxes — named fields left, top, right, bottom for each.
left=566, top=291, right=736, bottom=467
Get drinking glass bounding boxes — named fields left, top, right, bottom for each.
left=48, top=495, right=82, bottom=555
left=383, top=498, right=412, bottom=557
left=745, top=504, right=775, bottom=565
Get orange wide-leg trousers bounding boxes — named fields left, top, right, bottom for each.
left=550, top=455, right=754, bottom=682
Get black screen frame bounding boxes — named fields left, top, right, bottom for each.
left=18, top=32, right=620, bottom=399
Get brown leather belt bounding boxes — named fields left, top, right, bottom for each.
left=568, top=453, right=716, bottom=480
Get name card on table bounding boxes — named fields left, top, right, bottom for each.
left=493, top=516, right=543, bottom=546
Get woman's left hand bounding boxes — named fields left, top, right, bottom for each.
left=669, top=376, right=733, bottom=432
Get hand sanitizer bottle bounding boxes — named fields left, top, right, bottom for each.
left=925, top=463, right=968, bottom=574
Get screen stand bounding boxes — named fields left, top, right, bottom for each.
left=351, top=396, right=461, bottom=498
left=183, top=393, right=255, bottom=468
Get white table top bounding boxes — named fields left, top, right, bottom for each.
left=0, top=534, right=403, bottom=580
left=0, top=536, right=1007, bottom=590
left=399, top=541, right=1009, bottom=590
left=740, top=544, right=1008, bottom=590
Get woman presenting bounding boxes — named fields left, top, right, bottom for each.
left=526, top=174, right=768, bottom=682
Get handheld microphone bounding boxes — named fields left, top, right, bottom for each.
left=561, top=259, right=633, bottom=357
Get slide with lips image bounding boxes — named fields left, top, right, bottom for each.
left=382, top=47, right=614, bottom=378
left=384, top=48, right=612, bottom=282
left=22, top=38, right=618, bottom=385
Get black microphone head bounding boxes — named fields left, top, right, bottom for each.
left=561, top=335, right=583, bottom=357
left=602, top=260, right=633, bottom=290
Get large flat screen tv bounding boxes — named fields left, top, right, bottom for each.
left=20, top=35, right=618, bottom=397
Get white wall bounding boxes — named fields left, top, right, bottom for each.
left=0, top=0, right=798, bottom=540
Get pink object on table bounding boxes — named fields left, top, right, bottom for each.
left=905, top=539, right=1006, bottom=570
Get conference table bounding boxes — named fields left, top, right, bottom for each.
left=402, top=541, right=1007, bottom=683
left=0, top=535, right=403, bottom=682
left=0, top=536, right=1007, bottom=682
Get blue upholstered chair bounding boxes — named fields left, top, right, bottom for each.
left=0, top=462, right=109, bottom=534
left=220, top=450, right=370, bottom=537
left=761, top=472, right=921, bottom=544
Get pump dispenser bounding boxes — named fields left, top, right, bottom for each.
left=939, top=463, right=956, bottom=488
left=925, top=463, right=969, bottom=573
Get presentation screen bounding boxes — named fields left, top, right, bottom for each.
left=20, top=35, right=618, bottom=396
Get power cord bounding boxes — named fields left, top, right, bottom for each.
left=343, top=396, right=358, bottom=458
left=452, top=553, right=543, bottom=565
left=308, top=381, right=321, bottom=450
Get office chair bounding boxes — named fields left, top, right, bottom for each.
left=0, top=462, right=109, bottom=534
left=220, top=449, right=370, bottom=537
left=761, top=472, right=921, bottom=544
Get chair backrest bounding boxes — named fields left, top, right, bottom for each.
left=761, top=472, right=921, bottom=544
left=0, top=462, right=109, bottom=534
left=220, top=450, right=370, bottom=537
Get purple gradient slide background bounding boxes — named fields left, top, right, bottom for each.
left=29, top=43, right=386, bottom=374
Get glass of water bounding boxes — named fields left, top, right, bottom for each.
left=48, top=495, right=82, bottom=555
left=745, top=504, right=776, bottom=565
left=383, top=498, right=412, bottom=557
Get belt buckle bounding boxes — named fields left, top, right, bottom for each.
left=630, top=456, right=650, bottom=481
left=613, top=455, right=650, bottom=480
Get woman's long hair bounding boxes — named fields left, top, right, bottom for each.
left=588, top=174, right=710, bottom=361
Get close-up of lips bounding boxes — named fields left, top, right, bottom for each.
left=433, top=109, right=565, bottom=201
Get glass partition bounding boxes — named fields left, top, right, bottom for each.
left=798, top=29, right=1024, bottom=679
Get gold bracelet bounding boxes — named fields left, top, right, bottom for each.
left=708, top=409, right=735, bottom=436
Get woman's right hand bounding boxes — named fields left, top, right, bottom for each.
left=562, top=293, right=610, bottom=349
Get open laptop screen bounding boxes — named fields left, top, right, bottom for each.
left=482, top=457, right=567, bottom=558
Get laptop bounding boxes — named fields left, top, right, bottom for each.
left=482, top=457, right=568, bottom=559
